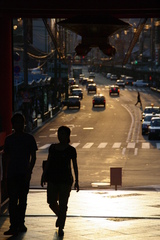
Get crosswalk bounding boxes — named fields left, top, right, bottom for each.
left=86, top=85, right=151, bottom=93
left=38, top=141, right=160, bottom=151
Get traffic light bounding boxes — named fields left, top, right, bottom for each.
left=149, top=76, right=152, bottom=81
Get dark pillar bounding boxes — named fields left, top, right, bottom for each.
left=0, top=18, right=12, bottom=136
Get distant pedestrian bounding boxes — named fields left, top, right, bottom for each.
left=135, top=91, right=142, bottom=107
left=41, top=126, right=79, bottom=237
left=3, top=113, right=38, bottom=236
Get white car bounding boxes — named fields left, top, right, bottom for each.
left=132, top=80, right=149, bottom=87
left=142, top=104, right=160, bottom=119
left=110, top=74, right=118, bottom=81
left=141, top=114, right=160, bottom=135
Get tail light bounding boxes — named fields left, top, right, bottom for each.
left=93, top=100, right=95, bottom=103
left=104, top=99, right=106, bottom=103
left=118, top=89, right=120, bottom=92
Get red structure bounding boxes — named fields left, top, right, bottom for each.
left=0, top=18, right=12, bottom=140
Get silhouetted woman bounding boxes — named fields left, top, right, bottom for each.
left=41, top=126, right=79, bottom=237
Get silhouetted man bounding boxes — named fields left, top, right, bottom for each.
left=3, top=113, right=38, bottom=236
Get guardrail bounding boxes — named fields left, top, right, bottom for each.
left=32, top=106, right=60, bottom=131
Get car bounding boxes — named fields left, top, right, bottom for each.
left=148, top=117, right=160, bottom=140
left=106, top=73, right=111, bottom=79
left=110, top=74, right=118, bottom=81
left=86, top=79, right=95, bottom=89
left=68, top=78, right=76, bottom=85
left=116, top=79, right=125, bottom=88
left=88, top=83, right=97, bottom=93
left=67, top=96, right=80, bottom=109
left=82, top=77, right=89, bottom=85
left=141, top=114, right=159, bottom=135
left=89, top=72, right=95, bottom=79
left=120, top=75, right=126, bottom=81
left=142, top=104, right=160, bottom=119
left=79, top=74, right=85, bottom=83
left=92, top=94, right=106, bottom=108
left=109, top=85, right=120, bottom=96
left=70, top=84, right=79, bottom=93
left=125, top=76, right=135, bottom=85
left=72, top=88, right=83, bottom=99
left=132, top=80, right=149, bottom=87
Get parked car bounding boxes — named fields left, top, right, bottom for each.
left=88, top=83, right=97, bottom=93
left=148, top=117, right=160, bottom=140
left=92, top=94, right=106, bottom=108
left=72, top=88, right=83, bottom=99
left=132, top=80, right=149, bottom=87
left=116, top=79, right=125, bottom=88
left=110, top=74, right=118, bottom=81
left=67, top=96, right=80, bottom=109
left=125, top=76, right=135, bottom=85
left=109, top=85, right=120, bottom=96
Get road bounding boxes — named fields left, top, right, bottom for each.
left=31, top=66, right=160, bottom=190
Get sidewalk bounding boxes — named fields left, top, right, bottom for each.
left=0, top=189, right=160, bottom=239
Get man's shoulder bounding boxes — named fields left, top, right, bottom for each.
left=68, top=144, right=77, bottom=153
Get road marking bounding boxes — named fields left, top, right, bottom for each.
left=112, top=142, right=121, bottom=148
left=127, top=142, right=136, bottom=148
left=156, top=143, right=160, bottom=149
left=39, top=144, right=51, bottom=150
left=98, top=143, right=108, bottom=148
left=49, top=133, right=57, bottom=137
left=83, top=143, right=94, bottom=148
left=83, top=127, right=94, bottom=130
left=142, top=142, right=150, bottom=149
left=134, top=148, right=138, bottom=155
left=71, top=143, right=80, bottom=148
left=122, top=104, right=134, bottom=143
left=37, top=141, right=160, bottom=151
